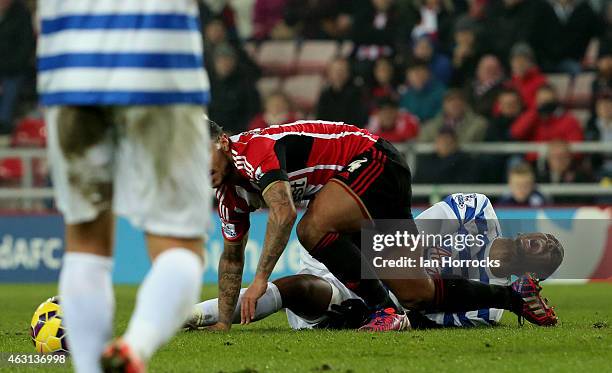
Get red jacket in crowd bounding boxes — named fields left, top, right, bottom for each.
left=510, top=109, right=583, bottom=160
left=508, top=67, right=548, bottom=109
left=367, top=111, right=419, bottom=142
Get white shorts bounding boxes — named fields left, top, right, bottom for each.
left=46, top=105, right=212, bottom=238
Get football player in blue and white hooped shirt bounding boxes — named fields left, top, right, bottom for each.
left=38, top=1, right=211, bottom=372
left=185, top=193, right=564, bottom=331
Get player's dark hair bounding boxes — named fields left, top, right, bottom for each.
left=208, top=117, right=224, bottom=141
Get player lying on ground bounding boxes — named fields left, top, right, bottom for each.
left=207, top=119, right=560, bottom=331
left=187, top=193, right=563, bottom=330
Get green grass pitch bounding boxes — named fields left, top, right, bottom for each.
left=1, top=283, right=611, bottom=372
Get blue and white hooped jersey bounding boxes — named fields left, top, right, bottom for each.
left=416, top=193, right=508, bottom=327
left=37, top=0, right=210, bottom=106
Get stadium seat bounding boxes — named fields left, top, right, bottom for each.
left=571, top=72, right=596, bottom=108
left=546, top=74, right=571, bottom=100
left=11, top=117, right=46, bottom=148
left=256, top=40, right=297, bottom=76
left=296, top=41, right=338, bottom=74
left=283, top=74, right=324, bottom=114
left=570, top=109, right=590, bottom=127
left=256, top=77, right=282, bottom=99
left=0, top=158, right=23, bottom=182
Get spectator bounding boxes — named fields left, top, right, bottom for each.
left=481, top=0, right=543, bottom=64
left=253, top=0, right=293, bottom=40
left=351, top=0, right=400, bottom=77
left=591, top=45, right=612, bottom=113
left=510, top=84, right=584, bottom=151
left=248, top=92, right=298, bottom=130
left=414, top=127, right=474, bottom=183
left=585, top=92, right=612, bottom=177
left=399, top=60, right=446, bottom=122
left=367, top=96, right=420, bottom=142
left=367, top=57, right=399, bottom=112
left=0, top=0, right=35, bottom=135
left=534, top=0, right=604, bottom=74
left=449, top=15, right=482, bottom=87
left=209, top=44, right=261, bottom=135
left=485, top=88, right=523, bottom=142
left=411, top=35, right=452, bottom=85
left=538, top=140, right=592, bottom=184
left=316, top=58, right=368, bottom=127
left=466, top=55, right=505, bottom=117
left=507, top=43, right=548, bottom=110
left=203, top=19, right=260, bottom=80
left=285, top=0, right=352, bottom=39
left=407, top=0, right=456, bottom=49
left=498, top=162, right=547, bottom=207
left=419, top=89, right=488, bottom=143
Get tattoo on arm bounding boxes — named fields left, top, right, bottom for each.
left=257, top=181, right=297, bottom=280
left=217, top=235, right=247, bottom=326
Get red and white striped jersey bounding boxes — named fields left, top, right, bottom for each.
left=217, top=120, right=379, bottom=241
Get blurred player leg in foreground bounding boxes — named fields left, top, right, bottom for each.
left=48, top=107, right=211, bottom=373
left=38, top=1, right=211, bottom=371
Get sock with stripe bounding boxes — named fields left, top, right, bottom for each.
left=432, top=276, right=522, bottom=313
left=310, top=233, right=397, bottom=312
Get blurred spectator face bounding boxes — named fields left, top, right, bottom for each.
left=509, top=172, right=535, bottom=203
left=406, top=65, right=430, bottom=90
left=264, top=94, right=291, bottom=125
left=503, top=0, right=523, bottom=8
left=374, top=58, right=393, bottom=85
left=377, top=105, right=399, bottom=131
left=328, top=59, right=350, bottom=89
left=434, top=132, right=458, bottom=158
left=547, top=141, right=572, bottom=174
left=372, top=0, right=392, bottom=12
left=413, top=38, right=434, bottom=61
left=214, top=54, right=236, bottom=78
left=426, top=0, right=441, bottom=9
left=498, top=91, right=523, bottom=117
left=596, top=97, right=612, bottom=121
left=0, top=0, right=13, bottom=12
left=476, top=55, right=503, bottom=84
left=535, top=87, right=557, bottom=110
left=205, top=20, right=226, bottom=44
left=443, top=94, right=466, bottom=120
left=455, top=29, right=475, bottom=47
left=597, top=56, right=612, bottom=78
left=511, top=55, right=533, bottom=77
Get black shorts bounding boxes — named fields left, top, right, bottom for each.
left=333, top=139, right=414, bottom=220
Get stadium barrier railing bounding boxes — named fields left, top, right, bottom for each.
left=0, top=143, right=610, bottom=202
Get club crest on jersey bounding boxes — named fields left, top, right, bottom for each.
left=222, top=223, right=237, bottom=238
left=453, top=193, right=476, bottom=209
left=347, top=158, right=368, bottom=172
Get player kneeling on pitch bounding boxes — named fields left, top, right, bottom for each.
left=187, top=193, right=562, bottom=330
left=203, top=115, right=561, bottom=332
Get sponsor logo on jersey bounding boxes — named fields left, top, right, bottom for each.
left=347, top=158, right=368, bottom=172
left=290, top=177, right=307, bottom=201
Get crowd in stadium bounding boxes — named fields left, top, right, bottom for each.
left=0, top=0, right=611, bottom=205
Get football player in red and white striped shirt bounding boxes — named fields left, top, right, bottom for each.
left=209, top=120, right=414, bottom=331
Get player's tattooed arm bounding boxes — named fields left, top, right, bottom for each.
left=257, top=180, right=297, bottom=280
left=241, top=181, right=296, bottom=324
left=216, top=235, right=248, bottom=330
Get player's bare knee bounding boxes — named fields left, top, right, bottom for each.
left=145, top=234, right=204, bottom=262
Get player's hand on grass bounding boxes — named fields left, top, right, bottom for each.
left=241, top=278, right=267, bottom=324
left=205, top=322, right=231, bottom=332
